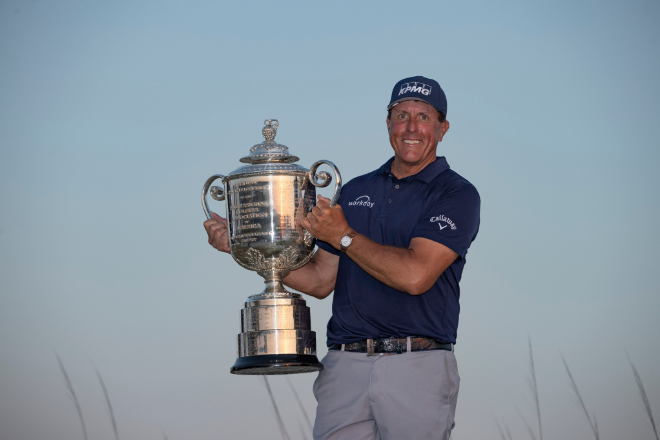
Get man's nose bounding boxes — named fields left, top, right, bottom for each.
left=406, top=119, right=418, bottom=132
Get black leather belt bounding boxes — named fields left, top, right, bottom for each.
left=328, top=337, right=452, bottom=356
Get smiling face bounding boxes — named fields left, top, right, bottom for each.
left=386, top=100, right=449, bottom=178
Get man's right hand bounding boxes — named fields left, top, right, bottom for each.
left=203, top=212, right=231, bottom=254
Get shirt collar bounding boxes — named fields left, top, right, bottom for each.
left=376, top=156, right=450, bottom=183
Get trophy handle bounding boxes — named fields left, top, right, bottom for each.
left=202, top=174, right=226, bottom=220
left=309, top=160, right=342, bottom=206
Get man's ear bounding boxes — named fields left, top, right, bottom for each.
left=438, top=120, right=450, bottom=142
left=386, top=116, right=391, bottom=132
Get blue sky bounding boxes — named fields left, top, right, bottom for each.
left=1, top=1, right=659, bottom=439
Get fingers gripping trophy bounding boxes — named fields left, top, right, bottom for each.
left=202, top=119, right=342, bottom=375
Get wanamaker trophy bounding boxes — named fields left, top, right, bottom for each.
left=202, top=119, right=342, bottom=375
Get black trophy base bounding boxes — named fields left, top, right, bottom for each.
left=230, top=354, right=324, bottom=375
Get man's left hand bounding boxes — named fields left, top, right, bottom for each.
left=301, top=195, right=351, bottom=250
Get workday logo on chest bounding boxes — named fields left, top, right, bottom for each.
left=348, top=195, right=375, bottom=208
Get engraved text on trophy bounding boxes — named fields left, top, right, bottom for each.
left=228, top=176, right=316, bottom=271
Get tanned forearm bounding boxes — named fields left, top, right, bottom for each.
left=342, top=234, right=453, bottom=295
left=283, top=249, right=339, bottom=299
left=302, top=195, right=458, bottom=297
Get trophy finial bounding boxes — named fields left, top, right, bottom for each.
left=262, top=119, right=279, bottom=141
left=243, top=119, right=297, bottom=163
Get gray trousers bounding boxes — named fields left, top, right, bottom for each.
left=312, top=346, right=460, bottom=440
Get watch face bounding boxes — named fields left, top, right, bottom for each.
left=341, top=235, right=352, bottom=247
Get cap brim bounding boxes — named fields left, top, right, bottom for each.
left=387, top=97, right=433, bottom=110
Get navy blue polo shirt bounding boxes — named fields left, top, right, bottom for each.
left=316, top=156, right=480, bottom=345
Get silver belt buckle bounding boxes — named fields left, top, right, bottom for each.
left=366, top=338, right=375, bottom=356
left=366, top=338, right=394, bottom=356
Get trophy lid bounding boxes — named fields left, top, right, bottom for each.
left=239, top=119, right=300, bottom=164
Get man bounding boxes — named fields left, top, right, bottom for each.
left=204, top=76, right=480, bottom=440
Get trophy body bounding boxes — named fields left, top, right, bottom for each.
left=202, top=120, right=341, bottom=375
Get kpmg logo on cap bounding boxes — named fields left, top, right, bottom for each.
left=399, top=82, right=432, bottom=97
left=348, top=195, right=375, bottom=208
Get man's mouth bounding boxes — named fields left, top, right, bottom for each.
left=403, top=140, right=421, bottom=145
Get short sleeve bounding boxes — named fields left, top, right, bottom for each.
left=412, top=183, right=481, bottom=259
left=316, top=238, right=339, bottom=255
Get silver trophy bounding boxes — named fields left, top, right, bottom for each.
left=202, top=119, right=341, bottom=375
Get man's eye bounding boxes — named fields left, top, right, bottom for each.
left=398, top=114, right=407, bottom=119
left=420, top=114, right=428, bottom=120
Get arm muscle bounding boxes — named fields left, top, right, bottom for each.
left=283, top=248, right=339, bottom=299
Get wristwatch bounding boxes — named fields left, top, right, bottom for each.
left=340, top=230, right=357, bottom=253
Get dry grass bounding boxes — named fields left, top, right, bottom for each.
left=286, top=376, right=313, bottom=434
left=516, top=407, right=537, bottom=440
left=561, top=355, right=599, bottom=439
left=94, top=366, right=119, bottom=440
left=262, top=375, right=292, bottom=440
left=495, top=343, right=657, bottom=440
left=54, top=350, right=658, bottom=440
left=56, top=354, right=88, bottom=440
left=628, top=355, right=659, bottom=440
left=527, top=338, right=543, bottom=440
left=495, top=418, right=514, bottom=440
